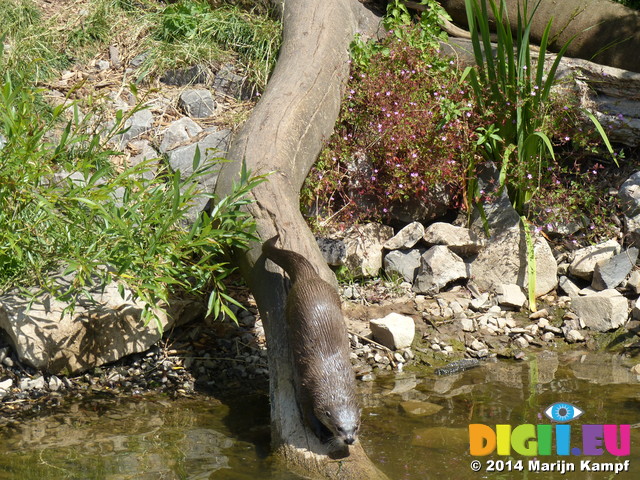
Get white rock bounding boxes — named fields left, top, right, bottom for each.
left=159, top=117, right=202, bottom=152
left=370, top=313, right=416, bottom=350
left=514, top=336, right=529, bottom=349
left=497, top=284, right=527, bottom=308
left=633, top=297, right=640, bottom=320
left=384, top=222, right=425, bottom=250
left=628, top=271, right=640, bottom=294
left=470, top=227, right=557, bottom=297
left=343, top=223, right=394, bottom=277
left=568, top=239, right=621, bottom=280
left=570, top=289, right=629, bottom=332
left=423, top=222, right=485, bottom=256
left=0, top=283, right=202, bottom=374
left=412, top=246, right=468, bottom=295
left=565, top=330, right=585, bottom=343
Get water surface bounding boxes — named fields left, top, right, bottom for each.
left=1, top=351, right=638, bottom=479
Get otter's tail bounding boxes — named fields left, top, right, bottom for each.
left=262, top=235, right=318, bottom=283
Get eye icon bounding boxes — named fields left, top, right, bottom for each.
left=544, top=403, right=583, bottom=423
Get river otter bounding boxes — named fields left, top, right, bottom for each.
left=262, top=235, right=361, bottom=447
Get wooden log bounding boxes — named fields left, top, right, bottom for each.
left=440, top=0, right=640, bottom=74
left=214, top=0, right=388, bottom=478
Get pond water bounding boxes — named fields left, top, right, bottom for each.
left=0, top=350, right=639, bottom=479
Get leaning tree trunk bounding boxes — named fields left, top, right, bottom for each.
left=214, top=1, right=387, bottom=479
left=440, top=0, right=640, bottom=73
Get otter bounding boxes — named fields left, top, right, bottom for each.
left=262, top=235, right=361, bottom=447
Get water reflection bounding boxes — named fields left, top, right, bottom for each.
left=360, top=350, right=640, bottom=479
left=0, top=351, right=638, bottom=479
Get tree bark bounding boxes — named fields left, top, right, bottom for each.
left=440, top=0, right=640, bottom=74
left=214, top=1, right=387, bottom=478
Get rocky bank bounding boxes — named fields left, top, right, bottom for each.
left=3, top=1, right=640, bottom=421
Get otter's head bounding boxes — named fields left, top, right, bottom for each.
left=315, top=397, right=361, bottom=446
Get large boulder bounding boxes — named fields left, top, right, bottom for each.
left=470, top=227, right=557, bottom=296
left=570, top=289, right=628, bottom=332
left=413, top=246, right=468, bottom=294
left=0, top=282, right=202, bottom=374
left=343, top=223, right=394, bottom=277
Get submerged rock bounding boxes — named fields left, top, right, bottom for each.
left=434, top=358, right=481, bottom=375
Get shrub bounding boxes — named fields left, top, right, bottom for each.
left=303, top=21, right=480, bottom=224
left=0, top=77, right=263, bottom=330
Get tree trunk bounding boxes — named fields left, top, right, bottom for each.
left=214, top=1, right=387, bottom=478
left=440, top=0, right=640, bottom=73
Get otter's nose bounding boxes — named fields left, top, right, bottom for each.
left=344, top=436, right=356, bottom=445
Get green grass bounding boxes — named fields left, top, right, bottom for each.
left=0, top=0, right=281, bottom=90
left=0, top=0, right=68, bottom=83
left=144, top=0, right=281, bottom=90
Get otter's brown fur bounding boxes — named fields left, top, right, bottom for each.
left=262, top=235, right=361, bottom=446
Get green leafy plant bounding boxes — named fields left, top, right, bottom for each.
left=351, top=0, right=450, bottom=68
left=0, top=76, right=264, bottom=331
left=463, top=0, right=615, bottom=310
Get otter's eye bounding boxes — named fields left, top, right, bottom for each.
left=336, top=426, right=344, bottom=433
left=325, top=411, right=332, bottom=418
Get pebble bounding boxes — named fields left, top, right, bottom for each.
left=461, top=318, right=475, bottom=332
left=565, top=330, right=585, bottom=343
left=536, top=318, right=550, bottom=328
left=513, top=337, right=529, bottom=349
left=544, top=325, right=563, bottom=334
left=529, top=309, right=549, bottom=320
left=402, top=348, right=414, bottom=361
